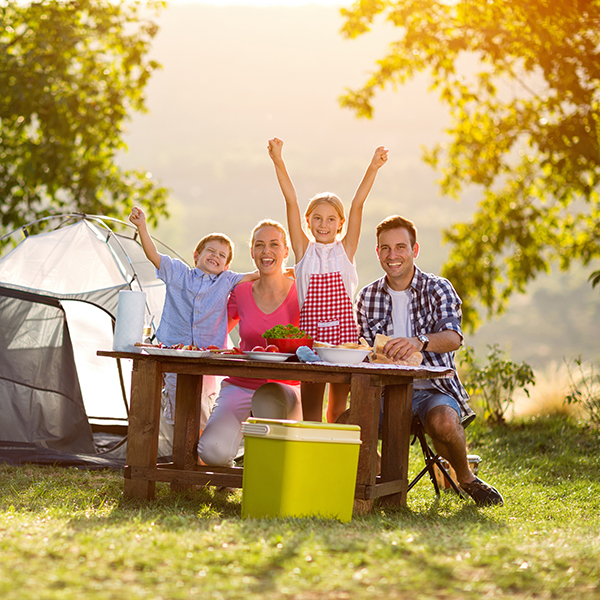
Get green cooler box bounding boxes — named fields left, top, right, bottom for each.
left=241, top=418, right=362, bottom=522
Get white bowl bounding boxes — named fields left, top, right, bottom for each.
left=314, top=346, right=371, bottom=364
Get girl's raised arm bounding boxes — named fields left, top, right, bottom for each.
left=343, top=146, right=388, bottom=262
left=267, top=137, right=309, bottom=261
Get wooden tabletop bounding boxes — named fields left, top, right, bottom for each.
left=97, top=349, right=453, bottom=384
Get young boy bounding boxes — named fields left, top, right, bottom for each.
left=129, top=206, right=257, bottom=429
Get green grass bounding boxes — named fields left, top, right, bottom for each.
left=1, top=415, right=599, bottom=599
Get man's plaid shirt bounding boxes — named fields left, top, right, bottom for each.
left=355, top=266, right=474, bottom=425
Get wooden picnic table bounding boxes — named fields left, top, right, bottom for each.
left=98, top=350, right=452, bottom=510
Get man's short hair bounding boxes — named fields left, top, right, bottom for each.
left=376, top=215, right=418, bottom=248
left=195, top=233, right=234, bottom=265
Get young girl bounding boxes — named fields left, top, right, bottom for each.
left=267, top=137, right=388, bottom=422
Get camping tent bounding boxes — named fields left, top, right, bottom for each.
left=0, top=214, right=180, bottom=464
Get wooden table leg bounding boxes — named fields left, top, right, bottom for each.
left=379, top=381, right=413, bottom=507
left=348, top=373, right=381, bottom=510
left=124, top=359, right=163, bottom=499
left=171, top=373, right=202, bottom=492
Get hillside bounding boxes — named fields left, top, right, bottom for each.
left=118, top=3, right=600, bottom=368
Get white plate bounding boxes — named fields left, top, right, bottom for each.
left=243, top=351, right=294, bottom=362
left=208, top=352, right=249, bottom=360
left=144, top=346, right=212, bottom=358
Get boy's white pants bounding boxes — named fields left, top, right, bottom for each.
left=162, top=372, right=217, bottom=429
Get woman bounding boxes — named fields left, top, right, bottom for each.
left=197, top=219, right=303, bottom=466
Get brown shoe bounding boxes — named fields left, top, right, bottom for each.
left=460, top=477, right=504, bottom=506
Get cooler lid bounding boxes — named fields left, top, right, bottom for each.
left=242, top=418, right=361, bottom=444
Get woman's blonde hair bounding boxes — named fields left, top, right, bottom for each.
left=304, top=193, right=346, bottom=234
left=250, top=219, right=289, bottom=249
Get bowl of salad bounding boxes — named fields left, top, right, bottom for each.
left=262, top=324, right=313, bottom=354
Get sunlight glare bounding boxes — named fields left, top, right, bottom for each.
left=170, top=0, right=349, bottom=6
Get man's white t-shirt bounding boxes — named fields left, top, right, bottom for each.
left=388, top=287, right=433, bottom=390
left=389, top=288, right=412, bottom=338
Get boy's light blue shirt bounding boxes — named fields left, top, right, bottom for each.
left=155, top=254, right=244, bottom=348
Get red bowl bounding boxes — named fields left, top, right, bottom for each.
left=265, top=337, right=313, bottom=354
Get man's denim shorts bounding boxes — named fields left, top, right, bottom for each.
left=412, top=388, right=461, bottom=425
left=379, top=388, right=461, bottom=434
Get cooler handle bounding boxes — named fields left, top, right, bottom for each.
left=241, top=423, right=271, bottom=437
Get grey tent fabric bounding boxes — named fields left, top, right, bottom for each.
left=0, top=287, right=95, bottom=454
left=0, top=215, right=179, bottom=465
left=0, top=441, right=126, bottom=470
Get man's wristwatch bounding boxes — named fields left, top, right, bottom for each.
left=417, top=334, right=429, bottom=351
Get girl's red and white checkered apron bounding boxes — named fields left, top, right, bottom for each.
left=299, top=271, right=359, bottom=345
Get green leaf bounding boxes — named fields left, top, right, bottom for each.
left=340, top=0, right=600, bottom=329
left=0, top=0, right=169, bottom=246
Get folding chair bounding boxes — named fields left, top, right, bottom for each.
left=407, top=417, right=464, bottom=498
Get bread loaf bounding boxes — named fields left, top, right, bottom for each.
left=371, top=334, right=423, bottom=366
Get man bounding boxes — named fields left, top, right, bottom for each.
left=355, top=215, right=503, bottom=506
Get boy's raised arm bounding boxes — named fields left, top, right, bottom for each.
left=129, top=207, right=161, bottom=270
left=343, top=145, right=389, bottom=261
left=267, top=137, right=308, bottom=260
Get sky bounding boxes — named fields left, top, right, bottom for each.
left=171, top=1, right=349, bottom=4
left=171, top=0, right=350, bottom=5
